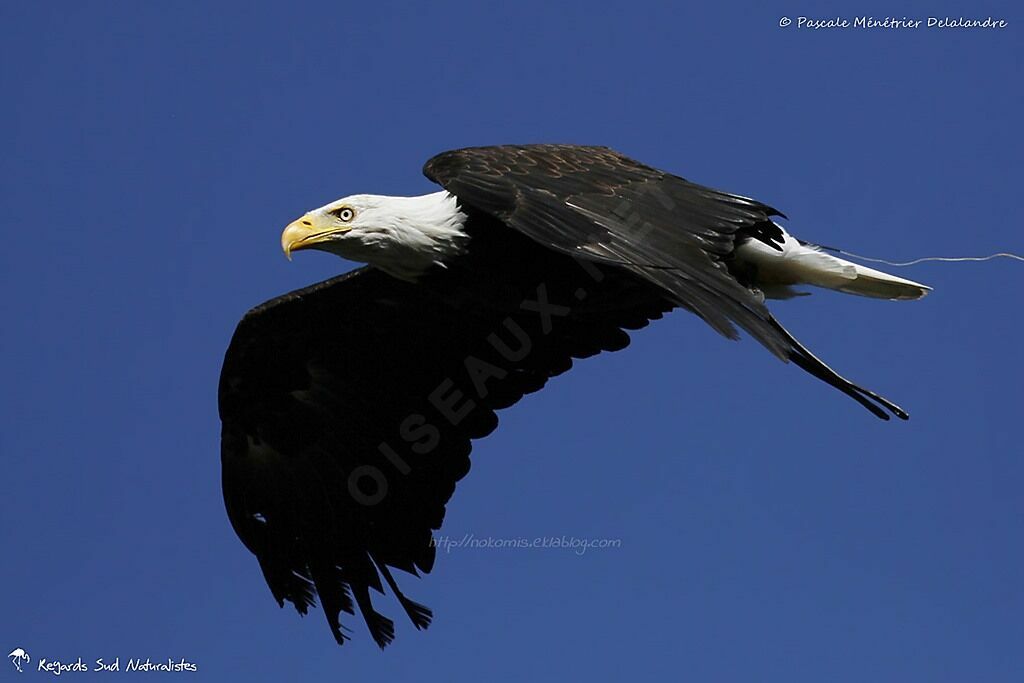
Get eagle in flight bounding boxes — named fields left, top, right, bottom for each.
left=219, top=145, right=929, bottom=648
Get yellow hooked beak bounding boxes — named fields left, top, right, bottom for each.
left=280, top=214, right=350, bottom=260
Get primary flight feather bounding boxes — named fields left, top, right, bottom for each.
left=220, top=144, right=929, bottom=648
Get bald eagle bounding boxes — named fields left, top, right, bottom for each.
left=219, top=145, right=929, bottom=648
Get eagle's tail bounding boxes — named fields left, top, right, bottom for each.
left=734, top=228, right=931, bottom=301
left=797, top=249, right=931, bottom=300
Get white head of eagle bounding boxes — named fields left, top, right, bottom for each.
left=281, top=191, right=469, bottom=280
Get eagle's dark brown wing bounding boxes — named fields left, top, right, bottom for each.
left=425, top=144, right=907, bottom=420
left=424, top=144, right=793, bottom=355
left=220, top=240, right=672, bottom=648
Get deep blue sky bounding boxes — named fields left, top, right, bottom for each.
left=2, top=1, right=1021, bottom=680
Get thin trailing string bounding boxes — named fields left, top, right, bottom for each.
left=819, top=249, right=1024, bottom=268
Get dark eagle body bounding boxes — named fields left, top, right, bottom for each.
left=219, top=145, right=928, bottom=647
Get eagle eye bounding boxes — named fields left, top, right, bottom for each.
left=331, top=207, right=355, bottom=222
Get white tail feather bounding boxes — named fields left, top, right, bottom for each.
left=734, top=226, right=931, bottom=301
left=830, top=259, right=931, bottom=300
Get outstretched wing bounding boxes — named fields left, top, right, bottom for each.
left=219, top=260, right=670, bottom=647
left=425, top=144, right=908, bottom=420
left=424, top=144, right=794, bottom=356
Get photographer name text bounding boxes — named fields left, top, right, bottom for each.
left=780, top=16, right=1008, bottom=30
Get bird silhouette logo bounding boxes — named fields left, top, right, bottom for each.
left=8, top=648, right=30, bottom=673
